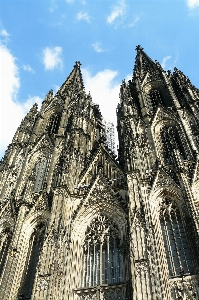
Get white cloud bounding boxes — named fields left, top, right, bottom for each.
left=66, top=0, right=74, bottom=3
left=0, top=29, right=10, bottom=43
left=0, top=44, right=42, bottom=159
left=92, top=42, right=105, bottom=53
left=76, top=12, right=91, bottom=23
left=107, top=0, right=126, bottom=25
left=23, top=64, right=35, bottom=74
left=82, top=68, right=133, bottom=149
left=22, top=96, right=42, bottom=112
left=82, top=68, right=120, bottom=126
left=42, top=46, right=63, bottom=70
left=161, top=56, right=171, bottom=69
left=187, top=0, right=199, bottom=8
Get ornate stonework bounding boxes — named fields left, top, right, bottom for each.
left=0, top=48, right=199, bottom=299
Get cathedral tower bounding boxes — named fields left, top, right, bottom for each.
left=0, top=48, right=199, bottom=299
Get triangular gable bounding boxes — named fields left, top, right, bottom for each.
left=71, top=173, right=128, bottom=239
left=29, top=134, right=55, bottom=158
left=78, top=144, right=124, bottom=187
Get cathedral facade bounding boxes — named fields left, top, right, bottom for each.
left=0, top=46, right=199, bottom=299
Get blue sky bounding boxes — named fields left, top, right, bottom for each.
left=0, top=0, right=199, bottom=158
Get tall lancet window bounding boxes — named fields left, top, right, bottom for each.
left=34, top=158, right=47, bottom=192
left=47, top=113, right=61, bottom=135
left=82, top=214, right=123, bottom=288
left=160, top=198, right=194, bottom=277
left=18, top=223, right=45, bottom=298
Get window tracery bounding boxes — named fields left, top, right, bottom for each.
left=18, top=223, right=45, bottom=298
left=159, top=198, right=194, bottom=277
left=46, top=113, right=61, bottom=135
left=34, top=158, right=47, bottom=192
left=82, top=214, right=123, bottom=288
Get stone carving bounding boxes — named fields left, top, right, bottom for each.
left=170, top=278, right=199, bottom=300
left=135, top=259, right=149, bottom=275
left=0, top=48, right=199, bottom=300
left=36, top=275, right=50, bottom=291
left=84, top=214, right=120, bottom=247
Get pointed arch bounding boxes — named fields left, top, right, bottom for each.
left=158, top=195, right=194, bottom=277
left=150, top=187, right=195, bottom=279
left=151, top=109, right=191, bottom=165
left=82, top=214, right=123, bottom=287
left=16, top=210, right=49, bottom=299
left=46, top=112, right=61, bottom=135
left=16, top=140, right=53, bottom=196
left=71, top=182, right=128, bottom=299
left=33, top=157, right=48, bottom=192
left=17, top=222, right=45, bottom=298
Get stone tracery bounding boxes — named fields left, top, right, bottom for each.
left=0, top=47, right=199, bottom=300
left=82, top=214, right=123, bottom=288
left=159, top=197, right=194, bottom=277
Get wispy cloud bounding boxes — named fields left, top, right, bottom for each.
left=66, top=0, right=74, bottom=3
left=76, top=11, right=91, bottom=23
left=107, top=0, right=126, bottom=25
left=0, top=44, right=42, bottom=158
left=124, top=16, right=140, bottom=28
left=49, top=0, right=57, bottom=12
left=23, top=64, right=35, bottom=74
left=92, top=42, right=105, bottom=53
left=161, top=56, right=171, bottom=69
left=42, top=46, right=63, bottom=70
left=0, top=29, right=10, bottom=43
left=187, top=0, right=199, bottom=8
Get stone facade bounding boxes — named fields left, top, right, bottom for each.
left=0, top=46, right=199, bottom=299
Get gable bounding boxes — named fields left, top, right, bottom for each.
left=78, top=145, right=124, bottom=188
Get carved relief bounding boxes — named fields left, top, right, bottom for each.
left=170, top=278, right=199, bottom=300
left=135, top=259, right=149, bottom=275
left=36, top=275, right=50, bottom=291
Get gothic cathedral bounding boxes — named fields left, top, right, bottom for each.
left=0, top=46, right=199, bottom=300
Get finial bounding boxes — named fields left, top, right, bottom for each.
left=74, top=61, right=82, bottom=68
left=135, top=45, right=143, bottom=52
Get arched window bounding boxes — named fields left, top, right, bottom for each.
left=47, top=113, right=61, bottom=135
left=18, top=223, right=45, bottom=298
left=159, top=198, right=194, bottom=277
left=0, top=227, right=12, bottom=277
left=82, top=214, right=123, bottom=288
left=34, top=158, right=47, bottom=192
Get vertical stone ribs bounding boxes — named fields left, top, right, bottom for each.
left=0, top=48, right=199, bottom=300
